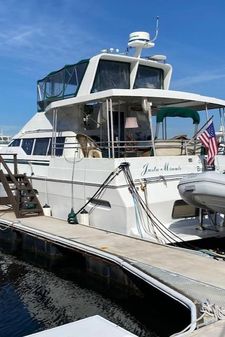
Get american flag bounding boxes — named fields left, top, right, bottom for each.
left=198, top=120, right=218, bottom=165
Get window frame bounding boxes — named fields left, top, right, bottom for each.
left=9, top=139, right=21, bottom=147
left=33, top=137, right=50, bottom=156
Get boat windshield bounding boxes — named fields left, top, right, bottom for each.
left=91, top=60, right=130, bottom=92
left=134, top=65, right=163, bottom=89
left=91, top=60, right=164, bottom=93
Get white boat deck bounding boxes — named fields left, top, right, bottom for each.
left=1, top=211, right=225, bottom=336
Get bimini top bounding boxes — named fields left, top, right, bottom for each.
left=157, top=107, right=200, bottom=124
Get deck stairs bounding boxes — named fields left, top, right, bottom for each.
left=0, top=154, right=43, bottom=217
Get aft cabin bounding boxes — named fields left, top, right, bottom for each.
left=9, top=99, right=206, bottom=160
left=72, top=103, right=203, bottom=158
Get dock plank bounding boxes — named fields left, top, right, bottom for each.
left=1, top=212, right=225, bottom=289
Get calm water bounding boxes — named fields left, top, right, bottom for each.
left=0, top=252, right=157, bottom=337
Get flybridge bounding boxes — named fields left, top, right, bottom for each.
left=36, top=31, right=171, bottom=112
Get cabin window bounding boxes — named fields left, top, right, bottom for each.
left=134, top=65, right=163, bottom=89
left=91, top=60, right=130, bottom=92
left=172, top=200, right=199, bottom=219
left=9, top=139, right=21, bottom=147
left=22, top=138, right=34, bottom=155
left=33, top=138, right=50, bottom=155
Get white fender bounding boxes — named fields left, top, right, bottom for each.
left=88, top=149, right=102, bottom=158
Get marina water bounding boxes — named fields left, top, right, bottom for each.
left=0, top=251, right=157, bottom=337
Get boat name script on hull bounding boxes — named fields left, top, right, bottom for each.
left=141, top=162, right=182, bottom=176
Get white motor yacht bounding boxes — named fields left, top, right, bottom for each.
left=0, top=134, right=11, bottom=147
left=2, top=30, right=225, bottom=245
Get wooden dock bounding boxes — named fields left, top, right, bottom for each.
left=0, top=211, right=225, bottom=336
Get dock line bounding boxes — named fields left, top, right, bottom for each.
left=0, top=218, right=197, bottom=336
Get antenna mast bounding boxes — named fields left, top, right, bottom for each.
left=151, top=16, right=159, bottom=42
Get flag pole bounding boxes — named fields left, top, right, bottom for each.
left=205, top=103, right=209, bottom=120
left=186, top=116, right=213, bottom=145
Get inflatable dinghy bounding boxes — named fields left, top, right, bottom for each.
left=178, top=171, right=225, bottom=214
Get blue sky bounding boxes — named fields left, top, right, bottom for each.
left=1, top=0, right=225, bottom=135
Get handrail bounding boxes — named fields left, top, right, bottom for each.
left=0, top=153, right=18, bottom=175
left=62, top=138, right=202, bottom=157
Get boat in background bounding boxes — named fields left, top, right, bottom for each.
left=0, top=134, right=11, bottom=147
left=2, top=29, right=225, bottom=245
left=25, top=315, right=137, bottom=337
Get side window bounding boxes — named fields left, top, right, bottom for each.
left=22, top=139, right=34, bottom=155
left=33, top=138, right=50, bottom=155
left=9, top=139, right=21, bottom=147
